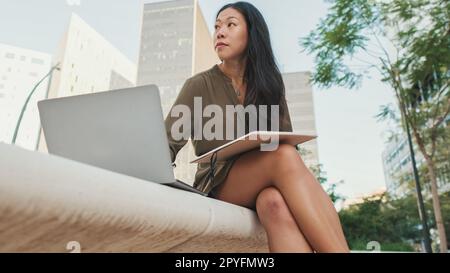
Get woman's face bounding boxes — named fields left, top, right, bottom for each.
left=214, top=8, right=248, bottom=62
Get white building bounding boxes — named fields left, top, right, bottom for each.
left=137, top=0, right=219, bottom=184
left=341, top=187, right=387, bottom=210
left=38, top=13, right=137, bottom=151
left=382, top=131, right=450, bottom=199
left=382, top=135, right=418, bottom=198
left=0, top=43, right=52, bottom=151
left=283, top=71, right=320, bottom=167
left=138, top=0, right=218, bottom=117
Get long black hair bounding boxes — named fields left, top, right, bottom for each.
left=216, top=2, right=288, bottom=130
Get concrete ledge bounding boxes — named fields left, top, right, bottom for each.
left=0, top=143, right=267, bottom=252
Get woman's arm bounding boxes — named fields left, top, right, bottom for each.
left=164, top=77, right=203, bottom=163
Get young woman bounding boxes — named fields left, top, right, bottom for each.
left=165, top=2, right=349, bottom=253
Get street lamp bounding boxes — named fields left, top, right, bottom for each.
left=11, top=63, right=60, bottom=145
left=402, top=78, right=435, bottom=253
left=404, top=118, right=433, bottom=253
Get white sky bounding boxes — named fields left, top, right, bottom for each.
left=0, top=0, right=397, bottom=198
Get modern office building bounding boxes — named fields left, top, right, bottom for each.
left=282, top=71, right=320, bottom=167
left=137, top=0, right=219, bottom=183
left=37, top=13, right=137, bottom=152
left=382, top=133, right=450, bottom=198
left=0, top=43, right=52, bottom=151
left=382, top=135, right=418, bottom=198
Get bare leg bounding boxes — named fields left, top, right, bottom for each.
left=214, top=144, right=349, bottom=253
left=256, top=187, right=313, bottom=253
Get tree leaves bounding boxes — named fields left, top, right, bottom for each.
left=302, top=0, right=450, bottom=252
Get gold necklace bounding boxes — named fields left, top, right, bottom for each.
left=232, top=81, right=246, bottom=97
left=234, top=86, right=241, bottom=97
left=219, top=64, right=244, bottom=97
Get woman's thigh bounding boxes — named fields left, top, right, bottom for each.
left=214, top=148, right=277, bottom=209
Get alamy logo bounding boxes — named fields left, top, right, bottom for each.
left=170, top=97, right=281, bottom=151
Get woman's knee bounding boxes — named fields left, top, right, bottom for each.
left=272, top=144, right=304, bottom=168
left=266, top=144, right=308, bottom=183
left=256, top=187, right=295, bottom=224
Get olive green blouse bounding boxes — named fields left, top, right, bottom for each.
left=164, top=64, right=293, bottom=195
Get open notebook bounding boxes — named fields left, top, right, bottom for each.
left=190, top=131, right=317, bottom=164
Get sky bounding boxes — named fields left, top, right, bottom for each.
left=0, top=0, right=397, bottom=199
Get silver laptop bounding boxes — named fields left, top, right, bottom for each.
left=37, top=85, right=207, bottom=196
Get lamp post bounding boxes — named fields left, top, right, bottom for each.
left=11, top=63, right=60, bottom=145
left=403, top=113, right=433, bottom=253
left=400, top=100, right=433, bottom=253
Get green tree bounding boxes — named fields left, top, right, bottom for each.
left=297, top=146, right=345, bottom=205
left=340, top=192, right=423, bottom=251
left=301, top=0, right=449, bottom=252
left=395, top=134, right=450, bottom=248
left=339, top=190, right=450, bottom=251
left=310, top=164, right=346, bottom=204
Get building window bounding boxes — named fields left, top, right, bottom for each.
left=5, top=52, right=14, bottom=59
left=31, top=58, right=44, bottom=65
left=178, top=38, right=190, bottom=46
left=29, top=72, right=38, bottom=77
left=20, top=56, right=26, bottom=61
left=171, top=50, right=178, bottom=59
left=71, top=86, right=74, bottom=92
